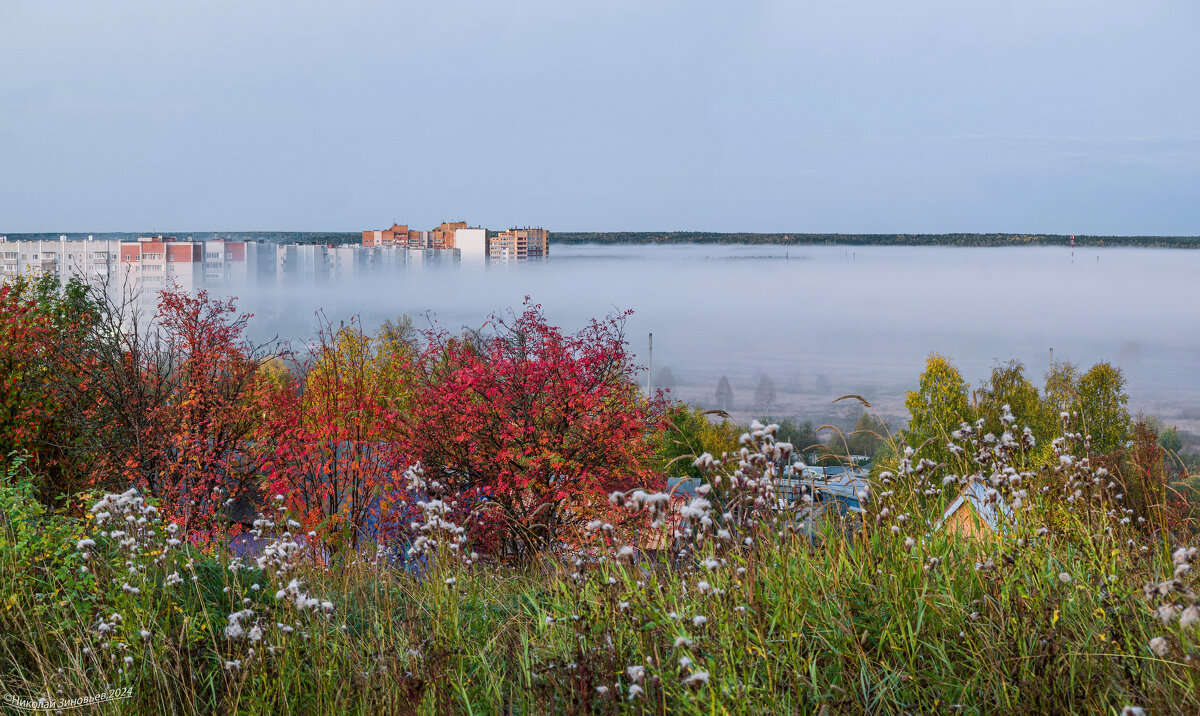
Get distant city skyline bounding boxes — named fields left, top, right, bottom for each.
left=2, top=1, right=1197, bottom=235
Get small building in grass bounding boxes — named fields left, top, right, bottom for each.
left=938, top=480, right=1013, bottom=540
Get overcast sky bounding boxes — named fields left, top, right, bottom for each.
left=1, top=1, right=1197, bottom=234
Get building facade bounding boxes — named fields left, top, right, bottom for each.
left=489, top=227, right=549, bottom=262
left=2, top=221, right=551, bottom=309
left=362, top=222, right=550, bottom=263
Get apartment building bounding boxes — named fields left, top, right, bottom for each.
left=362, top=222, right=550, bottom=263
left=455, top=228, right=488, bottom=265
left=1, top=221, right=551, bottom=306
left=431, top=221, right=467, bottom=249
left=489, top=227, right=549, bottom=262
left=361, top=224, right=409, bottom=248
left=1, top=237, right=121, bottom=286
left=0, top=235, right=270, bottom=306
left=362, top=221, right=477, bottom=251
left=120, top=236, right=204, bottom=296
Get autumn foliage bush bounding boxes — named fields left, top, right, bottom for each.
left=5, top=282, right=665, bottom=558
left=402, top=301, right=666, bottom=556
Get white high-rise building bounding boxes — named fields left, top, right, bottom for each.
left=455, top=228, right=488, bottom=266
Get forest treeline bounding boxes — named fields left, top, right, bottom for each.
left=554, top=231, right=1200, bottom=248
left=2, top=232, right=360, bottom=244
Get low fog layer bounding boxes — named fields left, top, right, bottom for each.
left=226, top=244, right=1200, bottom=429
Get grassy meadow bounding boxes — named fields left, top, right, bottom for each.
left=2, top=416, right=1198, bottom=715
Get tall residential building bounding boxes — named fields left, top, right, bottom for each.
left=362, top=224, right=409, bottom=247
left=1, top=237, right=120, bottom=286
left=363, top=221, right=475, bottom=250
left=275, top=243, right=329, bottom=287
left=489, top=227, right=549, bottom=262
left=120, top=235, right=203, bottom=295
left=454, top=228, right=489, bottom=265
left=432, top=221, right=467, bottom=249
left=362, top=221, right=549, bottom=263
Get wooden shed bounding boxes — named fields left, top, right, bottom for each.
left=938, top=480, right=1013, bottom=540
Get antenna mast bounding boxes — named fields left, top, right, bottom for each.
left=647, top=333, right=653, bottom=395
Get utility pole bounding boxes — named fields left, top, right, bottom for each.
left=647, top=333, right=653, bottom=395
left=1049, top=347, right=1054, bottom=369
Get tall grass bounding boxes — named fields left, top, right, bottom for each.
left=1, top=411, right=1197, bottom=714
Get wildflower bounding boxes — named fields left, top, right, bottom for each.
left=1122, top=707, right=1146, bottom=716
left=904, top=537, right=915, bottom=550
left=627, top=684, right=644, bottom=701
left=595, top=686, right=609, bottom=695
left=626, top=665, right=645, bottom=682
left=1181, top=605, right=1199, bottom=629
left=696, top=581, right=712, bottom=595
left=684, top=671, right=710, bottom=686
left=249, top=626, right=263, bottom=643
left=224, top=660, right=241, bottom=671
left=1057, top=572, right=1071, bottom=584
left=545, top=616, right=555, bottom=626
left=674, top=636, right=693, bottom=648
left=123, top=656, right=133, bottom=666
left=679, top=656, right=693, bottom=669
left=692, top=616, right=708, bottom=627
left=1149, top=636, right=1169, bottom=657
left=1157, top=604, right=1178, bottom=624
left=139, top=629, right=150, bottom=640
left=76, top=538, right=95, bottom=550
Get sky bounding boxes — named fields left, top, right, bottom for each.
left=1, top=0, right=1197, bottom=234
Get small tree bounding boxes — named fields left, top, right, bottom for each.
left=51, top=286, right=269, bottom=530
left=754, top=375, right=776, bottom=413
left=846, top=411, right=887, bottom=459
left=977, top=360, right=1041, bottom=439
left=1077, top=361, right=1131, bottom=457
left=254, top=316, right=408, bottom=551
left=715, top=376, right=733, bottom=412
left=761, top=418, right=819, bottom=461
left=405, top=300, right=666, bottom=556
left=655, top=405, right=740, bottom=481
left=904, top=353, right=972, bottom=464
left=0, top=273, right=99, bottom=504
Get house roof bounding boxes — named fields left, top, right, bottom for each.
left=938, top=479, right=1014, bottom=532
